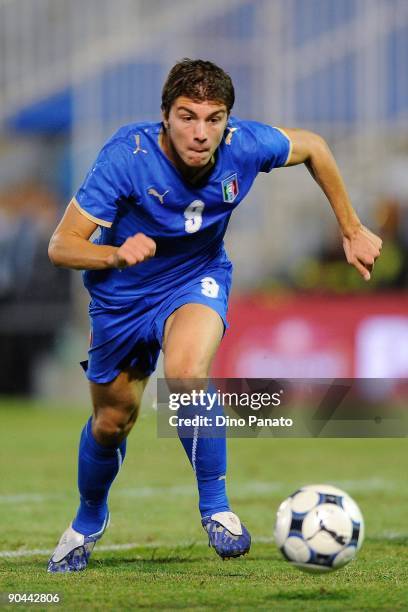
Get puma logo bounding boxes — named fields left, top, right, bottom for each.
left=133, top=134, right=148, bottom=154
left=147, top=187, right=169, bottom=204
left=225, top=127, right=238, bottom=145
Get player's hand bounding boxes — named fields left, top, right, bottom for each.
left=106, top=233, right=156, bottom=269
left=342, top=225, right=382, bottom=281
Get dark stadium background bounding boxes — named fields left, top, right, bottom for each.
left=1, top=0, right=407, bottom=398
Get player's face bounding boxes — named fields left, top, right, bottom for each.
left=162, top=97, right=228, bottom=169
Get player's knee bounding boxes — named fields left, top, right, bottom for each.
left=93, top=402, right=139, bottom=446
left=165, top=360, right=209, bottom=394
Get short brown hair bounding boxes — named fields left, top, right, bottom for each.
left=161, top=58, right=235, bottom=116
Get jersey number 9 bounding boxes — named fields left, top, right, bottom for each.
left=184, top=200, right=205, bottom=234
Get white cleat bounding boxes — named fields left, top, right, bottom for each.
left=202, top=511, right=251, bottom=559
left=47, top=514, right=109, bottom=573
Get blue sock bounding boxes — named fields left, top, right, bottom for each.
left=177, top=385, right=230, bottom=518
left=72, top=417, right=126, bottom=536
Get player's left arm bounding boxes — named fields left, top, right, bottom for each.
left=280, top=127, right=382, bottom=281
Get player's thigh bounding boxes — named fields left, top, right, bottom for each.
left=163, top=303, right=224, bottom=380
left=90, top=366, right=149, bottom=440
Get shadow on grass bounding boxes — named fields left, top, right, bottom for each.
left=98, top=543, right=201, bottom=566
left=100, top=556, right=199, bottom=568
left=268, top=587, right=351, bottom=602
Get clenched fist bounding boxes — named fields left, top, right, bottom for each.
left=107, top=233, right=156, bottom=269
left=342, top=225, right=382, bottom=281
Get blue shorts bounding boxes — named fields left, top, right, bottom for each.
left=82, top=261, right=232, bottom=383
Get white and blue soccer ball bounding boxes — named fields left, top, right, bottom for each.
left=274, top=484, right=364, bottom=572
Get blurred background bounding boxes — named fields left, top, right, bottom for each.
left=0, top=0, right=407, bottom=399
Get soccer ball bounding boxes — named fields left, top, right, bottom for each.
left=274, top=484, right=364, bottom=572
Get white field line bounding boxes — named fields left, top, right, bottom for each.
left=1, top=538, right=274, bottom=559
left=0, top=477, right=400, bottom=506
left=1, top=533, right=408, bottom=560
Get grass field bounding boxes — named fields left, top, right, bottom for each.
left=0, top=399, right=407, bottom=611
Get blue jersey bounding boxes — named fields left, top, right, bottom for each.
left=74, top=117, right=291, bottom=305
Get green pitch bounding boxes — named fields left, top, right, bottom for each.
left=0, top=400, right=407, bottom=611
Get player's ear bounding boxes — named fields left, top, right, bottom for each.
left=161, top=107, right=169, bottom=130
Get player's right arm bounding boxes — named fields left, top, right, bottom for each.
left=48, top=199, right=156, bottom=270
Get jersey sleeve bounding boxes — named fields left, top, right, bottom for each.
left=251, top=122, right=292, bottom=173
left=73, top=141, right=134, bottom=228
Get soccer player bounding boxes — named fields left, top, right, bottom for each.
left=47, top=59, right=382, bottom=572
